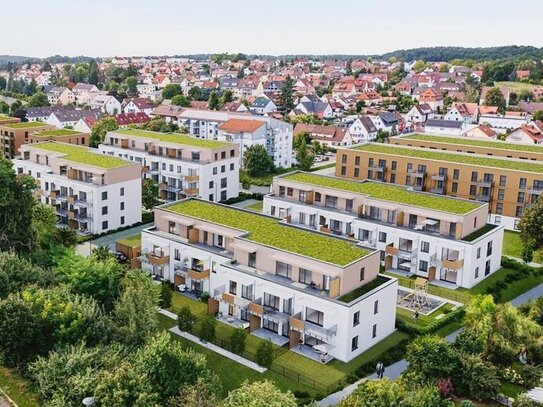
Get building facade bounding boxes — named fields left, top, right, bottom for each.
left=0, top=122, right=54, bottom=158
left=263, top=172, right=503, bottom=288
left=98, top=129, right=240, bottom=202
left=140, top=199, right=398, bottom=363
left=13, top=142, right=142, bottom=234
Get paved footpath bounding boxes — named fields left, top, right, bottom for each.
left=318, top=283, right=543, bottom=406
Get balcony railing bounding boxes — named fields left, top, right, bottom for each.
left=185, top=174, right=199, bottom=182
left=187, top=268, right=210, bottom=280
left=442, top=258, right=464, bottom=270
left=145, top=249, right=170, bottom=266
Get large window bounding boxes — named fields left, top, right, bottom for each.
left=229, top=281, right=237, bottom=295
left=353, top=311, right=360, bottom=327
left=241, top=284, right=253, bottom=300
left=299, top=268, right=312, bottom=284
left=325, top=195, right=337, bottom=208
left=276, top=261, right=291, bottom=278
left=263, top=292, right=280, bottom=310
left=248, top=252, right=256, bottom=268
left=351, top=336, right=359, bottom=351
left=306, top=307, right=324, bottom=326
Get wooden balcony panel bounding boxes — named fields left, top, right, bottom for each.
left=146, top=252, right=170, bottom=266
left=221, top=292, right=235, bottom=304
left=184, top=188, right=199, bottom=196
left=248, top=302, right=264, bottom=315
left=185, top=175, right=199, bottom=182
left=188, top=269, right=210, bottom=280
left=385, top=245, right=398, bottom=255
left=442, top=258, right=464, bottom=270
left=289, top=316, right=305, bottom=331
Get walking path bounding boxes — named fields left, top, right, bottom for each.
left=318, top=284, right=543, bottom=406
left=159, top=309, right=267, bottom=373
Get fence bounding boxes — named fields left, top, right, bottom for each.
left=393, top=276, right=472, bottom=304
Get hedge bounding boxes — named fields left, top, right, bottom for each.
left=354, top=339, right=410, bottom=378
left=396, top=307, right=465, bottom=336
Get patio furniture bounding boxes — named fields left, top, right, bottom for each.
left=177, top=284, right=186, bottom=292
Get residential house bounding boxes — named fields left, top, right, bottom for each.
left=505, top=125, right=543, bottom=144
left=348, top=115, right=378, bottom=143
left=444, top=103, right=479, bottom=124
left=293, top=124, right=353, bottom=148
left=250, top=98, right=277, bottom=115
left=464, top=125, right=497, bottom=139
left=46, top=86, right=76, bottom=106
left=405, top=104, right=434, bottom=125
left=90, top=95, right=122, bottom=115
left=123, top=97, right=155, bottom=115
left=424, top=119, right=464, bottom=136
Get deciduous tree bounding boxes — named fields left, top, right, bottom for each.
left=90, top=116, right=119, bottom=147
left=243, top=145, right=274, bottom=176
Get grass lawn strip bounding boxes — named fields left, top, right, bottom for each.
left=117, top=233, right=141, bottom=247
left=3, top=121, right=49, bottom=129
left=245, top=201, right=264, bottom=212
left=502, top=230, right=543, bottom=263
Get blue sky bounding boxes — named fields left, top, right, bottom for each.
left=2, top=0, right=542, bottom=57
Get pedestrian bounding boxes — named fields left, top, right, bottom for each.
left=375, top=361, right=384, bottom=379
left=413, top=310, right=419, bottom=322
left=298, top=338, right=304, bottom=352
left=379, top=364, right=385, bottom=379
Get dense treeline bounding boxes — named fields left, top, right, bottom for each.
left=378, top=46, right=543, bottom=62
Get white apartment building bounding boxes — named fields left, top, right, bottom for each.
left=140, top=199, right=398, bottom=363
left=99, top=129, right=239, bottom=202
left=13, top=142, right=142, bottom=234
left=153, top=108, right=293, bottom=168
left=263, top=172, right=504, bottom=289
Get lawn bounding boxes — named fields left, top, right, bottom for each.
left=0, top=366, right=41, bottom=407
left=502, top=230, right=543, bottom=263
left=495, top=81, right=539, bottom=93
left=168, top=291, right=208, bottom=316
left=245, top=201, right=264, bottom=212
left=396, top=303, right=456, bottom=328
left=240, top=167, right=294, bottom=187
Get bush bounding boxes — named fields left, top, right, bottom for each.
left=453, top=353, right=500, bottom=401
left=199, top=291, right=210, bottom=304
left=177, top=306, right=195, bottom=332
left=199, top=316, right=216, bottom=343
left=159, top=282, right=172, bottom=309
left=459, top=401, right=475, bottom=407
left=230, top=327, right=247, bottom=355
left=519, top=364, right=542, bottom=388
left=255, top=339, right=274, bottom=368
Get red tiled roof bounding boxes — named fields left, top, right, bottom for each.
left=218, top=118, right=265, bottom=133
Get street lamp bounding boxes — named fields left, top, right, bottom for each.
left=82, top=397, right=95, bottom=406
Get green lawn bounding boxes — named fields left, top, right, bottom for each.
left=502, top=230, right=543, bottom=263
left=245, top=201, right=264, bottom=212
left=169, top=292, right=208, bottom=316
left=0, top=366, right=41, bottom=407
left=495, top=81, right=539, bottom=93
left=396, top=303, right=456, bottom=328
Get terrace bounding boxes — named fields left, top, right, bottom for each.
left=280, top=171, right=482, bottom=215
left=353, top=143, right=543, bottom=174
left=112, top=128, right=233, bottom=149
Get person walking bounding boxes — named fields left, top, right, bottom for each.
left=375, top=361, right=384, bottom=379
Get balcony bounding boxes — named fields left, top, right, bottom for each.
left=185, top=174, right=199, bottom=182
left=184, top=188, right=199, bottom=196
left=475, top=179, right=493, bottom=187
left=527, top=188, right=543, bottom=195
left=187, top=268, right=210, bottom=281
left=49, top=190, right=60, bottom=199
left=289, top=314, right=337, bottom=342
left=385, top=245, right=398, bottom=255
left=408, top=170, right=426, bottom=178
left=145, top=250, right=170, bottom=266
left=67, top=195, right=77, bottom=204
left=248, top=301, right=264, bottom=316
left=442, top=258, right=464, bottom=270
left=369, top=165, right=386, bottom=173
left=431, top=173, right=447, bottom=181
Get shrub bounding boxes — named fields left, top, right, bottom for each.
left=459, top=401, right=475, bottom=407
left=396, top=308, right=465, bottom=336
left=177, top=306, right=195, bottom=332
left=453, top=353, right=500, bottom=401
left=199, top=291, right=210, bottom=304
left=255, top=339, right=274, bottom=368
left=519, top=364, right=542, bottom=388
left=230, top=327, right=247, bottom=355
left=199, top=316, right=216, bottom=343
left=159, top=282, right=172, bottom=309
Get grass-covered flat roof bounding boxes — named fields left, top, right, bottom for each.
left=283, top=172, right=481, bottom=215
left=118, top=234, right=141, bottom=247
left=34, top=129, right=81, bottom=137
left=167, top=199, right=370, bottom=266
left=4, top=121, right=50, bottom=129
left=353, top=143, right=543, bottom=175
left=338, top=275, right=390, bottom=303
left=30, top=142, right=131, bottom=169
left=114, top=129, right=232, bottom=149
left=403, top=134, right=543, bottom=154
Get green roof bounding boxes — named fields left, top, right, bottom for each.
left=4, top=121, right=49, bottom=129
left=34, top=129, right=81, bottom=137
left=30, top=142, right=131, bottom=169
left=117, top=234, right=141, bottom=247
left=352, top=143, right=543, bottom=175
left=338, top=275, right=390, bottom=303
left=166, top=200, right=370, bottom=266
left=114, top=129, right=232, bottom=149
left=403, top=134, right=543, bottom=154
left=283, top=172, right=481, bottom=215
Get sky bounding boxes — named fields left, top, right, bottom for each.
left=1, top=0, right=542, bottom=57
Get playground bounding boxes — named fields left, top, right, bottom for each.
left=396, top=277, right=460, bottom=316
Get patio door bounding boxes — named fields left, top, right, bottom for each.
left=439, top=268, right=457, bottom=284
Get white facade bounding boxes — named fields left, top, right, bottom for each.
left=90, top=95, right=122, bottom=115
left=479, top=114, right=530, bottom=133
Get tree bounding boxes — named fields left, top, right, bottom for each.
left=293, top=131, right=311, bottom=150
left=485, top=88, right=506, bottom=113
left=173, top=377, right=221, bottom=407
left=113, top=271, right=160, bottom=347
left=90, top=116, right=119, bottom=147
left=199, top=315, right=216, bottom=343
left=172, top=94, right=192, bottom=107
left=41, top=61, right=52, bottom=72
left=27, top=91, right=49, bottom=107
left=142, top=178, right=160, bottom=211
left=532, top=110, right=543, bottom=121
left=124, top=76, right=138, bottom=95
left=453, top=353, right=500, bottom=401
left=295, top=138, right=315, bottom=171
left=221, top=380, right=297, bottom=407
left=188, top=86, right=203, bottom=101
left=32, top=203, right=58, bottom=247
left=338, top=378, right=404, bottom=407
left=162, top=84, right=183, bottom=99
left=221, top=89, right=233, bottom=106
left=0, top=159, right=37, bottom=254
left=87, top=59, right=100, bottom=85
left=208, top=91, right=220, bottom=110
left=0, top=252, right=54, bottom=299
left=520, top=195, right=543, bottom=250
left=142, top=117, right=179, bottom=133
left=91, top=245, right=114, bottom=261
left=243, top=145, right=274, bottom=177
left=413, top=60, right=428, bottom=73
left=279, top=76, right=296, bottom=113
left=405, top=335, right=459, bottom=383
left=255, top=339, right=274, bottom=368
left=159, top=282, right=172, bottom=309
left=522, top=244, right=534, bottom=264
left=230, top=327, right=247, bottom=355
left=177, top=305, right=196, bottom=332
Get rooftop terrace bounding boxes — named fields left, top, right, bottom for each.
left=29, top=142, right=131, bottom=169
left=402, top=134, right=543, bottom=153
left=352, top=143, right=543, bottom=175
left=165, top=199, right=371, bottom=266
left=34, top=129, right=81, bottom=137
left=113, top=129, right=232, bottom=149
left=3, top=121, right=49, bottom=129
left=282, top=172, right=481, bottom=215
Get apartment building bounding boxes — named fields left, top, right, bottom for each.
left=13, top=142, right=141, bottom=234
left=140, top=199, right=397, bottom=362
left=264, top=172, right=503, bottom=288
left=335, top=142, right=543, bottom=230
left=0, top=121, right=54, bottom=158
left=153, top=107, right=293, bottom=168
left=28, top=129, right=89, bottom=146
left=98, top=129, right=240, bottom=202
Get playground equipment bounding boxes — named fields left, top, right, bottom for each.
left=400, top=277, right=429, bottom=311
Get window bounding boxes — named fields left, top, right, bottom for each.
left=299, top=212, right=306, bottom=224
left=248, top=252, right=256, bottom=268
left=519, top=178, right=527, bottom=189
left=453, top=169, right=459, bottom=180
left=230, top=149, right=235, bottom=157
left=287, top=187, right=293, bottom=196
left=421, top=241, right=430, bottom=253
left=220, top=190, right=227, bottom=201
left=306, top=307, right=324, bottom=326
left=419, top=260, right=428, bottom=272
left=221, top=151, right=226, bottom=159
left=120, top=187, right=125, bottom=196
left=353, top=311, right=360, bottom=327
left=299, top=268, right=312, bottom=284
left=299, top=190, right=307, bottom=203
left=476, top=247, right=481, bottom=259
left=191, top=151, right=200, bottom=161
left=221, top=165, right=225, bottom=173
left=213, top=167, right=217, bottom=175
left=473, top=217, right=477, bottom=228
left=276, top=261, right=291, bottom=278
left=516, top=206, right=524, bottom=218
left=487, top=241, right=493, bottom=256
left=120, top=202, right=125, bottom=210
left=229, top=281, right=237, bottom=295
left=230, top=163, right=234, bottom=170
left=102, top=221, right=108, bottom=230
left=341, top=154, right=347, bottom=164
left=221, top=178, right=227, bottom=188
left=340, top=166, right=346, bottom=176
left=471, top=171, right=478, bottom=182
left=314, top=192, right=321, bottom=202
left=390, top=173, right=396, bottom=183
left=355, top=156, right=360, bottom=166
left=209, top=194, right=214, bottom=201
left=325, top=195, right=337, bottom=208
left=496, top=202, right=503, bottom=214
left=374, top=300, right=379, bottom=314
left=378, top=231, right=387, bottom=243
left=209, top=181, right=214, bottom=188
left=498, top=189, right=505, bottom=200
left=475, top=266, right=479, bottom=279
left=517, top=192, right=525, bottom=203
left=351, top=336, right=359, bottom=351
left=499, top=175, right=507, bottom=187
left=359, top=267, right=365, bottom=281
left=346, top=199, right=353, bottom=212
left=120, top=216, right=125, bottom=225
left=391, top=161, right=397, bottom=171
left=485, top=260, right=491, bottom=276
left=451, top=182, right=458, bottom=193
left=241, top=284, right=253, bottom=300
left=102, top=206, right=108, bottom=215
left=372, top=324, right=377, bottom=338
left=101, top=191, right=108, bottom=200
left=469, top=185, right=477, bottom=195
left=354, top=168, right=360, bottom=178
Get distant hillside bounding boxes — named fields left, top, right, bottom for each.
left=376, top=46, right=543, bottom=62
left=0, top=55, right=33, bottom=64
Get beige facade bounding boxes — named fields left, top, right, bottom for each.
left=0, top=122, right=54, bottom=158
left=28, top=130, right=89, bottom=146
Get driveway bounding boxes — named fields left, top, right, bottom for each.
left=75, top=223, right=153, bottom=257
